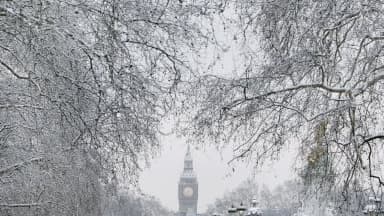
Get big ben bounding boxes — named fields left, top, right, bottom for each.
left=178, top=145, right=198, bottom=216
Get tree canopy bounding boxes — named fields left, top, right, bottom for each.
left=2, top=0, right=384, bottom=215
left=0, top=0, right=220, bottom=215
left=182, top=0, right=384, bottom=213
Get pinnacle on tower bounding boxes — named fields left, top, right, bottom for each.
left=184, top=145, right=193, bottom=170
left=185, top=145, right=192, bottom=161
left=178, top=144, right=198, bottom=216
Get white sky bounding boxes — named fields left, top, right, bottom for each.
left=139, top=133, right=296, bottom=213
left=139, top=13, right=297, bottom=213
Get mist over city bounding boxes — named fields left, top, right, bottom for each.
left=1, top=1, right=384, bottom=216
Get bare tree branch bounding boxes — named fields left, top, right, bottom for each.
left=0, top=157, right=43, bottom=177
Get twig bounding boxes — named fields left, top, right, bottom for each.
left=0, top=157, right=43, bottom=176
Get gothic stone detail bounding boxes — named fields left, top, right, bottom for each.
left=178, top=146, right=198, bottom=216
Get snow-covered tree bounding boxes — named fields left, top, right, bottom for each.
left=183, top=0, right=384, bottom=213
left=0, top=0, right=222, bottom=215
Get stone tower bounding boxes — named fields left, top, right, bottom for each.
left=178, top=145, right=198, bottom=216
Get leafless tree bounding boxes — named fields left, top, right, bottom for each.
left=183, top=0, right=384, bottom=213
left=0, top=0, right=222, bottom=215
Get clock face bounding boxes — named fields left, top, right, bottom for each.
left=183, top=186, right=194, bottom=197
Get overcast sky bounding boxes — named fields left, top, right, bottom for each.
left=137, top=16, right=298, bottom=212
left=139, top=133, right=297, bottom=213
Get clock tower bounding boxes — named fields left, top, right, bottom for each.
left=178, top=145, right=198, bottom=216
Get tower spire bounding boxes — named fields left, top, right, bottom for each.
left=184, top=145, right=193, bottom=170
left=178, top=144, right=198, bottom=216
left=186, top=145, right=191, bottom=158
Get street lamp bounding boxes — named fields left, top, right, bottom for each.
left=228, top=198, right=262, bottom=216
left=228, top=204, right=237, bottom=214
left=237, top=202, right=247, bottom=213
left=228, top=203, right=246, bottom=216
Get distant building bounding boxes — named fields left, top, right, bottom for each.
left=178, top=146, right=198, bottom=216
left=363, top=196, right=384, bottom=215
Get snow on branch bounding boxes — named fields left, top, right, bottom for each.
left=0, top=157, right=43, bottom=177
left=0, top=202, right=49, bottom=208
left=225, top=83, right=348, bottom=109
left=0, top=104, right=44, bottom=110
left=0, top=59, right=41, bottom=92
